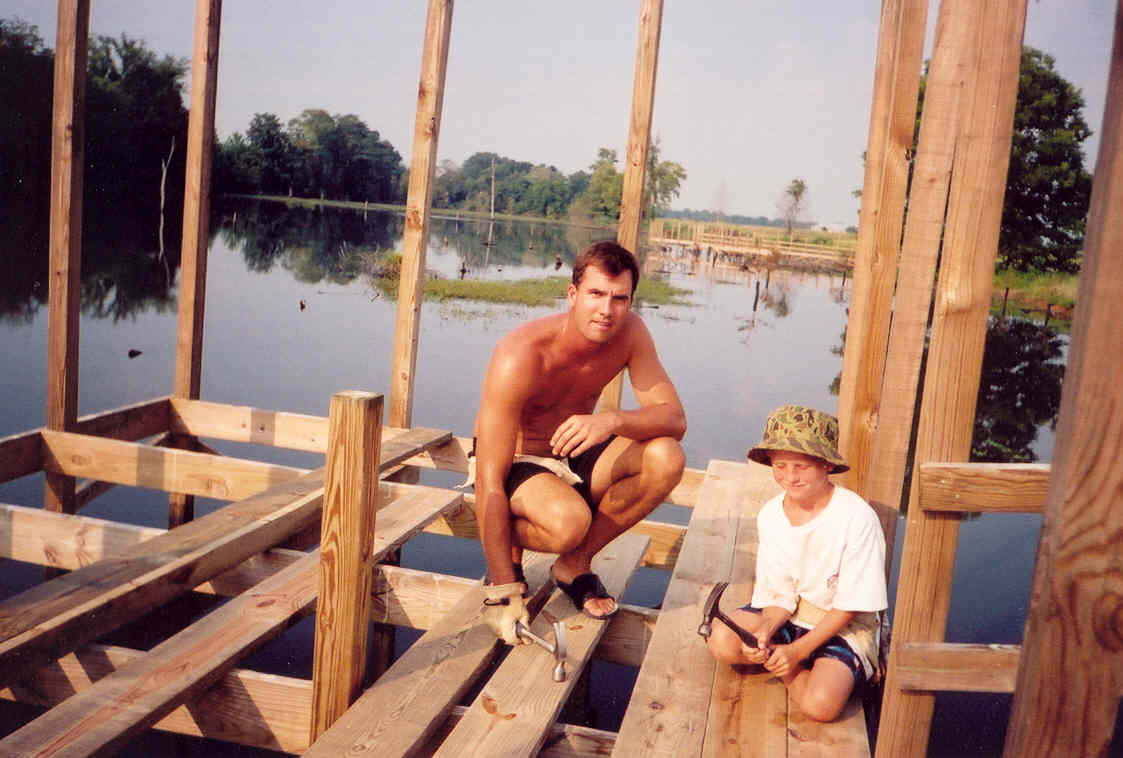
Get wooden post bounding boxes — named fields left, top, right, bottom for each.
left=1004, top=7, right=1123, bottom=754
left=44, top=0, right=90, bottom=518
left=863, top=0, right=974, bottom=551
left=388, top=0, right=454, bottom=429
left=598, top=0, right=663, bottom=412
left=309, top=391, right=384, bottom=741
left=875, top=0, right=1027, bottom=755
left=836, top=0, right=927, bottom=499
left=169, top=0, right=222, bottom=527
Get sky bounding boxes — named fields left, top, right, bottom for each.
left=3, top=0, right=1114, bottom=227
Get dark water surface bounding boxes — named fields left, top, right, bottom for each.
left=0, top=199, right=1097, bottom=756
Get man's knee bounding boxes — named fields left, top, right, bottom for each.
left=530, top=500, right=592, bottom=553
left=643, top=436, right=686, bottom=487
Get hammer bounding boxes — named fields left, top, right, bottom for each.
left=697, top=581, right=762, bottom=649
left=516, top=610, right=568, bottom=682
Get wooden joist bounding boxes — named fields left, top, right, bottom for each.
left=0, top=482, right=462, bottom=758
left=304, top=552, right=559, bottom=757
left=170, top=397, right=331, bottom=452
left=432, top=533, right=649, bottom=758
left=918, top=462, right=1049, bottom=513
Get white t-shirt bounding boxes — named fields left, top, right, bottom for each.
left=751, top=484, right=888, bottom=620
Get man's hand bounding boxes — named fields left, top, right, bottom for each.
left=482, top=582, right=529, bottom=645
left=551, top=412, right=618, bottom=457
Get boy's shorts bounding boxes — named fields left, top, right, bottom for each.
left=739, top=605, right=868, bottom=685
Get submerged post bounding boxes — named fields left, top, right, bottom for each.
left=1004, top=8, right=1123, bottom=754
left=388, top=0, right=454, bottom=430
left=44, top=0, right=90, bottom=517
left=309, top=391, right=384, bottom=741
left=598, top=0, right=663, bottom=412
left=169, top=0, right=222, bottom=527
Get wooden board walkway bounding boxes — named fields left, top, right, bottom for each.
left=0, top=426, right=450, bottom=688
left=0, top=481, right=462, bottom=758
left=431, top=533, right=649, bottom=758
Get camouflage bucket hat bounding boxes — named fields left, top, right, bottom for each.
left=747, top=404, right=849, bottom=474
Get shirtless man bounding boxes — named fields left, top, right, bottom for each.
left=473, top=241, right=687, bottom=645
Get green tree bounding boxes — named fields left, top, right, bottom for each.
left=582, top=148, right=624, bottom=221
left=644, top=135, right=687, bottom=220
left=778, top=178, right=808, bottom=236
left=1000, top=48, right=1092, bottom=272
left=247, top=113, right=294, bottom=194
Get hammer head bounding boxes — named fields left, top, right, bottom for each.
left=697, top=581, right=729, bottom=640
left=542, top=611, right=567, bottom=682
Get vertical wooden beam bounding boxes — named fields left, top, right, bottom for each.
left=599, top=0, right=664, bottom=412
left=1004, top=7, right=1123, bottom=754
left=170, top=0, right=222, bottom=527
left=44, top=0, right=91, bottom=516
left=388, top=0, right=454, bottom=429
left=863, top=0, right=972, bottom=530
left=876, top=0, right=1027, bottom=755
left=836, top=0, right=927, bottom=498
left=309, top=392, right=384, bottom=741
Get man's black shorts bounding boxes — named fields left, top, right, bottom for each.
left=505, top=435, right=617, bottom=511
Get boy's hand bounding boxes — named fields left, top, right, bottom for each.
left=764, top=643, right=805, bottom=678
left=742, top=638, right=772, bottom=664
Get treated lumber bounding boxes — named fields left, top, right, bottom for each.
left=0, top=467, right=326, bottom=689
left=896, top=642, right=1021, bottom=693
left=310, top=392, right=384, bottom=739
left=787, top=698, right=871, bottom=757
left=0, top=483, right=461, bottom=758
left=701, top=459, right=801, bottom=757
left=0, top=429, right=44, bottom=486
left=0, top=643, right=312, bottom=754
left=1004, top=12, right=1123, bottom=755
left=41, top=429, right=307, bottom=502
left=432, top=533, right=649, bottom=758
left=918, top=462, right=1049, bottom=513
left=613, top=460, right=777, bottom=758
left=876, top=0, right=1028, bottom=754
left=837, top=0, right=928, bottom=498
left=304, top=552, right=558, bottom=758
left=72, top=396, right=171, bottom=442
left=44, top=0, right=90, bottom=517
left=389, top=0, right=454, bottom=428
left=170, top=397, right=330, bottom=452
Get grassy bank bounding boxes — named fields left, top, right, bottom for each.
left=992, top=269, right=1078, bottom=328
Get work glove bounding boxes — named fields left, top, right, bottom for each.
left=482, top=581, right=529, bottom=645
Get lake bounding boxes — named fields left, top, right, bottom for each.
left=0, top=198, right=1096, bottom=756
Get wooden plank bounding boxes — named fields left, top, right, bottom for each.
left=304, top=552, right=557, bottom=758
left=896, top=642, right=1021, bottom=693
left=876, top=0, right=1027, bottom=754
left=0, top=644, right=313, bottom=754
left=414, top=704, right=620, bottom=758
left=918, top=462, right=1049, bottom=513
left=73, top=397, right=171, bottom=442
left=170, top=397, right=330, bottom=452
left=0, top=483, right=461, bottom=758
left=41, top=429, right=308, bottom=502
left=432, top=533, right=649, bottom=758
left=0, top=429, right=44, bottom=486
left=310, top=392, right=384, bottom=739
left=389, top=0, right=454, bottom=428
left=1004, top=9, right=1123, bottom=754
left=43, top=0, right=90, bottom=517
left=836, top=0, right=928, bottom=499
left=788, top=697, right=870, bottom=757
left=0, top=468, right=326, bottom=688
left=613, top=460, right=776, bottom=757
left=702, top=459, right=795, bottom=757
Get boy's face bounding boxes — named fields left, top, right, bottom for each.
left=769, top=450, right=833, bottom=505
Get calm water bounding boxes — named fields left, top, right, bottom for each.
left=0, top=198, right=1095, bottom=756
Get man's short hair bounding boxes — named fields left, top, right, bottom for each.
left=572, top=241, right=640, bottom=295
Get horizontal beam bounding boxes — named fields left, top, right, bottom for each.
left=0, top=429, right=43, bottom=486
left=170, top=397, right=330, bottom=452
left=42, top=429, right=308, bottom=502
left=918, top=462, right=1050, bottom=513
left=73, top=396, right=171, bottom=441
left=895, top=642, right=1021, bottom=693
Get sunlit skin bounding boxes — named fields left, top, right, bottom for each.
left=474, top=263, right=686, bottom=619
left=705, top=450, right=858, bottom=722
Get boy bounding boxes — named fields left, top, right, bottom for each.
left=705, top=404, right=887, bottom=722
